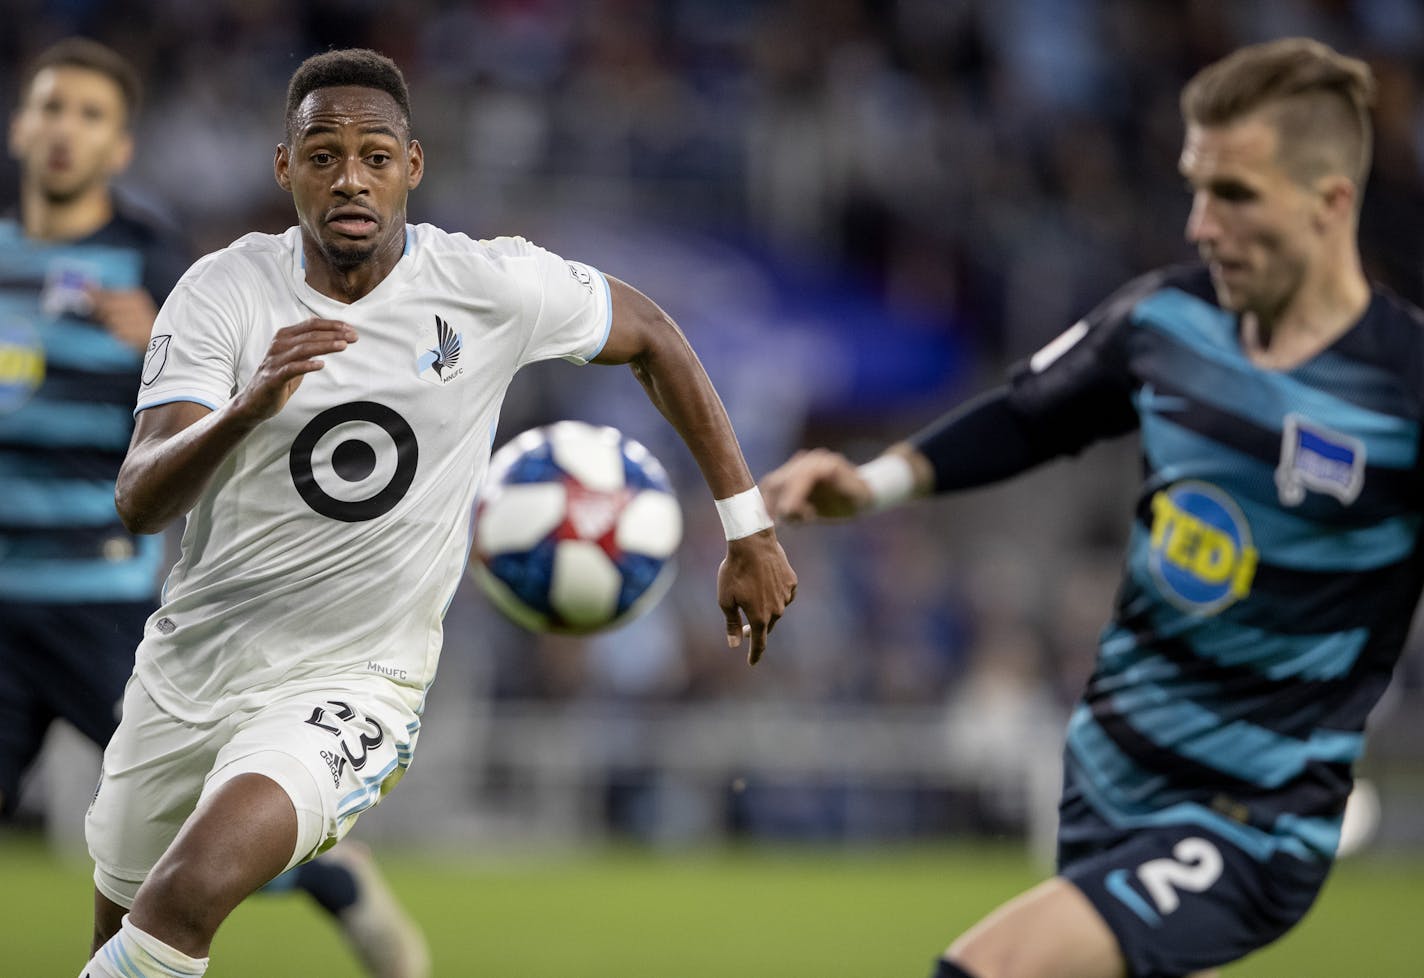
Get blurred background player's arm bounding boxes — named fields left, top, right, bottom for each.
left=764, top=387, right=1060, bottom=521
left=88, top=286, right=160, bottom=352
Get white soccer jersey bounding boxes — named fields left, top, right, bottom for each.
left=133, top=224, right=612, bottom=722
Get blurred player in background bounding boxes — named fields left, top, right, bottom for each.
left=77, top=47, right=795, bottom=977
left=765, top=37, right=1416, bottom=978
left=0, top=38, right=429, bottom=978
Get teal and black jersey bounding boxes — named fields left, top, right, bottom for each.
left=1009, top=263, right=1424, bottom=865
left=0, top=206, right=189, bottom=603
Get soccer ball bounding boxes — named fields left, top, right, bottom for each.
left=472, top=421, right=683, bottom=634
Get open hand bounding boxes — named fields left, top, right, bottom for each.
left=234, top=318, right=358, bottom=422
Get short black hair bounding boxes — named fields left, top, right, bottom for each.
left=20, top=37, right=142, bottom=124
left=285, top=48, right=412, bottom=142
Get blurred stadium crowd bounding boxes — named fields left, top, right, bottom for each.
left=4, top=0, right=1424, bottom=843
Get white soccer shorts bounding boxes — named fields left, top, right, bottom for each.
left=86, top=676, right=419, bottom=907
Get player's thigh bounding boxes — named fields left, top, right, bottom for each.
left=86, top=679, right=219, bottom=908
left=947, top=876, right=1127, bottom=978
left=204, top=683, right=419, bottom=873
left=1063, top=824, right=1328, bottom=977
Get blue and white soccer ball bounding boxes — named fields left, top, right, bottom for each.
left=472, top=421, right=683, bottom=634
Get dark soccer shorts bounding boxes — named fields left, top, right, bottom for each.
left=1056, top=772, right=1333, bottom=978
left=0, top=600, right=150, bottom=814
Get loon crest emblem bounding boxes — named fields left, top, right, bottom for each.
left=416, top=315, right=464, bottom=385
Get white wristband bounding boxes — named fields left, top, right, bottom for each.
left=715, top=486, right=774, bottom=540
left=857, top=454, right=916, bottom=512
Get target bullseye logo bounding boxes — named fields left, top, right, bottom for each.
left=290, top=401, right=418, bottom=522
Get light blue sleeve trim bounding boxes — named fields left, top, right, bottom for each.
left=565, top=268, right=613, bottom=365
left=133, top=394, right=221, bottom=417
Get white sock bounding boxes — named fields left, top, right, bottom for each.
left=77, top=914, right=208, bottom=977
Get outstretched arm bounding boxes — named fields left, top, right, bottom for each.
left=593, top=276, right=797, bottom=664
left=763, top=387, right=1058, bottom=521
left=115, top=318, right=358, bottom=533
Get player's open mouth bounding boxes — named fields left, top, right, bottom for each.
left=329, top=218, right=377, bottom=235
left=327, top=209, right=378, bottom=236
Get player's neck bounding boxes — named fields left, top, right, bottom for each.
left=20, top=180, right=114, bottom=243
left=302, top=228, right=406, bottom=304
left=1244, top=253, right=1370, bottom=371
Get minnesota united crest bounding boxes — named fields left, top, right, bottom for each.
left=416, top=315, right=465, bottom=386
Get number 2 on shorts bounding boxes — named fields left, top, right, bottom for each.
left=1136, top=837, right=1224, bottom=914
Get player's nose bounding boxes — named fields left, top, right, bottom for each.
left=1185, top=192, right=1220, bottom=244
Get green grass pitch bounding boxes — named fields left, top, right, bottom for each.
left=4, top=836, right=1420, bottom=976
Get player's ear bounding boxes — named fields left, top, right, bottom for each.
left=1313, top=173, right=1355, bottom=230
left=108, top=130, right=134, bottom=176
left=406, top=139, right=424, bottom=190
left=274, top=143, right=292, bottom=191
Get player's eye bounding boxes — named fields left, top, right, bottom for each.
left=368, top=152, right=391, bottom=166
left=1211, top=182, right=1256, bottom=203
left=311, top=152, right=336, bottom=165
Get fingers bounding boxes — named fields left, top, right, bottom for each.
left=724, top=606, right=744, bottom=649
left=265, top=320, right=359, bottom=372
left=747, top=620, right=768, bottom=665
left=763, top=448, right=856, bottom=521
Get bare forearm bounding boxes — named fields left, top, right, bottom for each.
left=629, top=327, right=753, bottom=499
left=115, top=402, right=262, bottom=533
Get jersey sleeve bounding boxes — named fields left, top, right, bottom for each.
left=134, top=260, right=245, bottom=414
left=1003, top=271, right=1160, bottom=455
left=495, top=237, right=612, bottom=368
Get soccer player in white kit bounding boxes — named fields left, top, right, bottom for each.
left=77, top=49, right=798, bottom=978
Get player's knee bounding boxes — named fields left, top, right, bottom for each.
left=135, top=852, right=243, bottom=940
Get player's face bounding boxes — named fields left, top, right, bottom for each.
left=275, top=85, right=424, bottom=271
left=7, top=66, right=132, bottom=203
left=1180, top=116, right=1322, bottom=317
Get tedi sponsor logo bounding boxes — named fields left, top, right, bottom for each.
left=416, top=314, right=464, bottom=385
left=1147, top=481, right=1257, bottom=614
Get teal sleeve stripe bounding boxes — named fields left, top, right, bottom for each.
left=0, top=399, right=133, bottom=448
left=0, top=536, right=162, bottom=602
left=1109, top=685, right=1362, bottom=787
left=1134, top=290, right=1419, bottom=468
left=1066, top=706, right=1319, bottom=862
left=0, top=476, right=121, bottom=526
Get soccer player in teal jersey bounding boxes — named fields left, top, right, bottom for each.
left=765, top=38, right=1416, bottom=978
left=0, top=39, right=429, bottom=978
